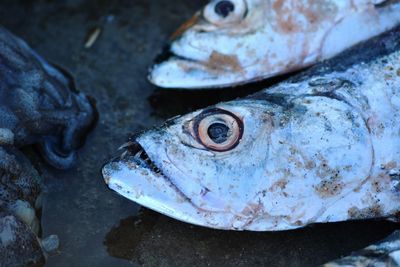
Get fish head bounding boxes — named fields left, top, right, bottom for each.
left=149, top=0, right=400, bottom=89
left=103, top=100, right=275, bottom=229
left=149, top=0, right=272, bottom=88
left=103, top=92, right=374, bottom=230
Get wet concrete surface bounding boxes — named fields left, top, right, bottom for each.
left=0, top=0, right=399, bottom=266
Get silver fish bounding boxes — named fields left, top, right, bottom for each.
left=149, top=0, right=400, bottom=89
left=104, top=26, right=400, bottom=231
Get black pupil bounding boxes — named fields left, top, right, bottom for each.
left=207, top=123, right=230, bottom=144
left=214, top=1, right=235, bottom=18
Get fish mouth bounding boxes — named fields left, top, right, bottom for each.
left=102, top=141, right=212, bottom=227
left=152, top=44, right=203, bottom=71
left=149, top=44, right=246, bottom=89
left=125, top=142, right=163, bottom=175
left=102, top=141, right=250, bottom=230
left=103, top=141, right=165, bottom=185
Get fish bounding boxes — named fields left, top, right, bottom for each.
left=149, top=0, right=400, bottom=89
left=103, top=26, right=400, bottom=231
left=323, top=230, right=400, bottom=266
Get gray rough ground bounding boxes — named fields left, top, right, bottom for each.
left=0, top=0, right=399, bottom=266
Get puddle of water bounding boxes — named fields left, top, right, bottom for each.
left=104, top=209, right=159, bottom=262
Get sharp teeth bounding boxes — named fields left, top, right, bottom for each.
left=120, top=150, right=128, bottom=159
left=118, top=142, right=133, bottom=150
left=134, top=150, right=142, bottom=158
left=127, top=145, right=164, bottom=175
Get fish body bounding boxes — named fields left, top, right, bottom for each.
left=104, top=26, right=400, bottom=231
left=149, top=0, right=400, bottom=89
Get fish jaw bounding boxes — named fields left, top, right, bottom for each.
left=103, top=156, right=207, bottom=228
left=102, top=143, right=245, bottom=230
left=149, top=58, right=254, bottom=89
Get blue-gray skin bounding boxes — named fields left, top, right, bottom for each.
left=0, top=26, right=96, bottom=170
left=0, top=27, right=96, bottom=266
left=0, top=148, right=45, bottom=267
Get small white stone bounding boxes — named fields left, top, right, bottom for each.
left=41, top=235, right=60, bottom=253
left=0, top=128, right=14, bottom=145
left=10, top=200, right=36, bottom=229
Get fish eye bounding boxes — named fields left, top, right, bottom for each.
left=214, top=1, right=235, bottom=18
left=207, top=122, right=230, bottom=143
left=203, top=0, right=247, bottom=26
left=193, top=108, right=243, bottom=152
